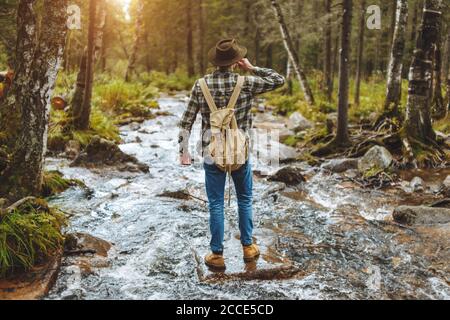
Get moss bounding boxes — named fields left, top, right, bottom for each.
left=363, top=165, right=384, bottom=178
left=282, top=135, right=301, bottom=147
left=0, top=199, right=66, bottom=276
left=433, top=115, right=450, bottom=135
left=42, top=171, right=86, bottom=197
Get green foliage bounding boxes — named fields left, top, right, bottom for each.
left=93, top=78, right=159, bottom=115
left=433, top=115, right=450, bottom=135
left=42, top=171, right=85, bottom=197
left=138, top=70, right=196, bottom=92
left=0, top=200, right=66, bottom=276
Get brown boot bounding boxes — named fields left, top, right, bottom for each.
left=243, top=244, right=260, bottom=262
left=204, top=253, right=226, bottom=271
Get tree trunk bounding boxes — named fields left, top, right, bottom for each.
left=383, top=0, right=408, bottom=116
left=76, top=0, right=97, bottom=130
left=331, top=26, right=340, bottom=95
left=270, top=0, right=315, bottom=105
left=186, top=0, right=195, bottom=77
left=324, top=0, right=333, bottom=102
left=410, top=1, right=419, bottom=44
left=404, top=0, right=443, bottom=144
left=354, top=0, right=366, bottom=106
left=0, top=0, right=68, bottom=201
left=254, top=27, right=261, bottom=66
left=443, top=31, right=450, bottom=108
left=71, top=0, right=104, bottom=130
left=125, top=0, right=145, bottom=82
left=431, top=22, right=446, bottom=120
left=286, top=58, right=293, bottom=95
left=335, top=0, right=352, bottom=145
left=198, top=0, right=206, bottom=75
left=266, top=43, right=273, bottom=69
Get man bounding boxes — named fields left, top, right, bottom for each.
left=179, top=39, right=285, bottom=270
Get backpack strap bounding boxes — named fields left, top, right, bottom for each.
left=227, top=76, right=245, bottom=110
left=198, top=78, right=218, bottom=112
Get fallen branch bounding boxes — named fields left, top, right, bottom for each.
left=0, top=196, right=37, bottom=218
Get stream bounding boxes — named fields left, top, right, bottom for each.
left=46, top=94, right=449, bottom=300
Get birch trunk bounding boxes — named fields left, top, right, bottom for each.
left=270, top=0, right=315, bottom=105
left=383, top=0, right=408, bottom=115
left=404, top=0, right=443, bottom=143
left=0, top=0, right=68, bottom=200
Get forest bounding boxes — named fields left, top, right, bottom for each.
left=0, top=0, right=449, bottom=300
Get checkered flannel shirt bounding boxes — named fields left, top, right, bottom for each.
left=178, top=67, right=285, bottom=154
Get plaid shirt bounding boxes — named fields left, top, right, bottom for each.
left=178, top=67, right=285, bottom=153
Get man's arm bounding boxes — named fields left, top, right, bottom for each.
left=238, top=58, right=285, bottom=94
left=178, top=81, right=200, bottom=165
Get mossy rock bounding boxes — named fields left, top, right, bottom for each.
left=42, top=170, right=86, bottom=197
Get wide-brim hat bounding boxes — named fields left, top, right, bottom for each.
left=208, top=39, right=247, bottom=67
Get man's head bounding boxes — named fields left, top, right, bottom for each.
left=208, top=39, right=247, bottom=70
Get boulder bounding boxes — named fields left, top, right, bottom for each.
left=393, top=206, right=450, bottom=225
left=64, top=140, right=81, bottom=160
left=321, top=158, right=359, bottom=173
left=443, top=175, right=450, bottom=189
left=410, top=176, right=425, bottom=192
left=268, top=166, right=306, bottom=186
left=287, top=112, right=313, bottom=132
left=64, top=232, right=112, bottom=258
left=71, top=136, right=149, bottom=173
left=358, top=146, right=393, bottom=172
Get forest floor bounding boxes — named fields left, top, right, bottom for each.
left=37, top=92, right=450, bottom=300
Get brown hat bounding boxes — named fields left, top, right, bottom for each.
left=208, top=39, right=247, bottom=67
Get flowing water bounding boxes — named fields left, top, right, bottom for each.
left=46, top=95, right=449, bottom=300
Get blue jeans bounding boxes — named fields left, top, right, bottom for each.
left=203, top=161, right=254, bottom=254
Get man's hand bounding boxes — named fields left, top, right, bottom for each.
left=180, top=152, right=192, bottom=166
left=237, top=58, right=255, bottom=72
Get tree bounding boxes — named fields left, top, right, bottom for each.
left=270, top=0, right=315, bottom=105
left=354, top=0, right=366, bottom=106
left=0, top=0, right=68, bottom=200
left=324, top=0, right=333, bottom=102
left=431, top=18, right=446, bottom=120
left=198, top=0, right=206, bottom=75
left=378, top=0, right=408, bottom=124
left=71, top=0, right=105, bottom=130
left=334, top=0, right=353, bottom=145
left=125, top=0, right=145, bottom=82
left=403, top=0, right=443, bottom=153
left=186, top=0, right=195, bottom=77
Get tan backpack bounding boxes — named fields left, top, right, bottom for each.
left=199, top=76, right=249, bottom=173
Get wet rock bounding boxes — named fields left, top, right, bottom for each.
left=410, top=177, right=425, bottom=192
left=443, top=175, right=450, bottom=189
left=64, top=232, right=112, bottom=257
left=268, top=166, right=306, bottom=186
left=0, top=250, right=62, bottom=300
left=64, top=140, right=81, bottom=160
left=287, top=112, right=313, bottom=132
left=358, top=146, right=393, bottom=172
left=63, top=233, right=112, bottom=278
left=393, top=206, right=450, bottom=225
left=321, top=158, right=359, bottom=173
left=70, top=136, right=149, bottom=173
left=157, top=189, right=191, bottom=200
